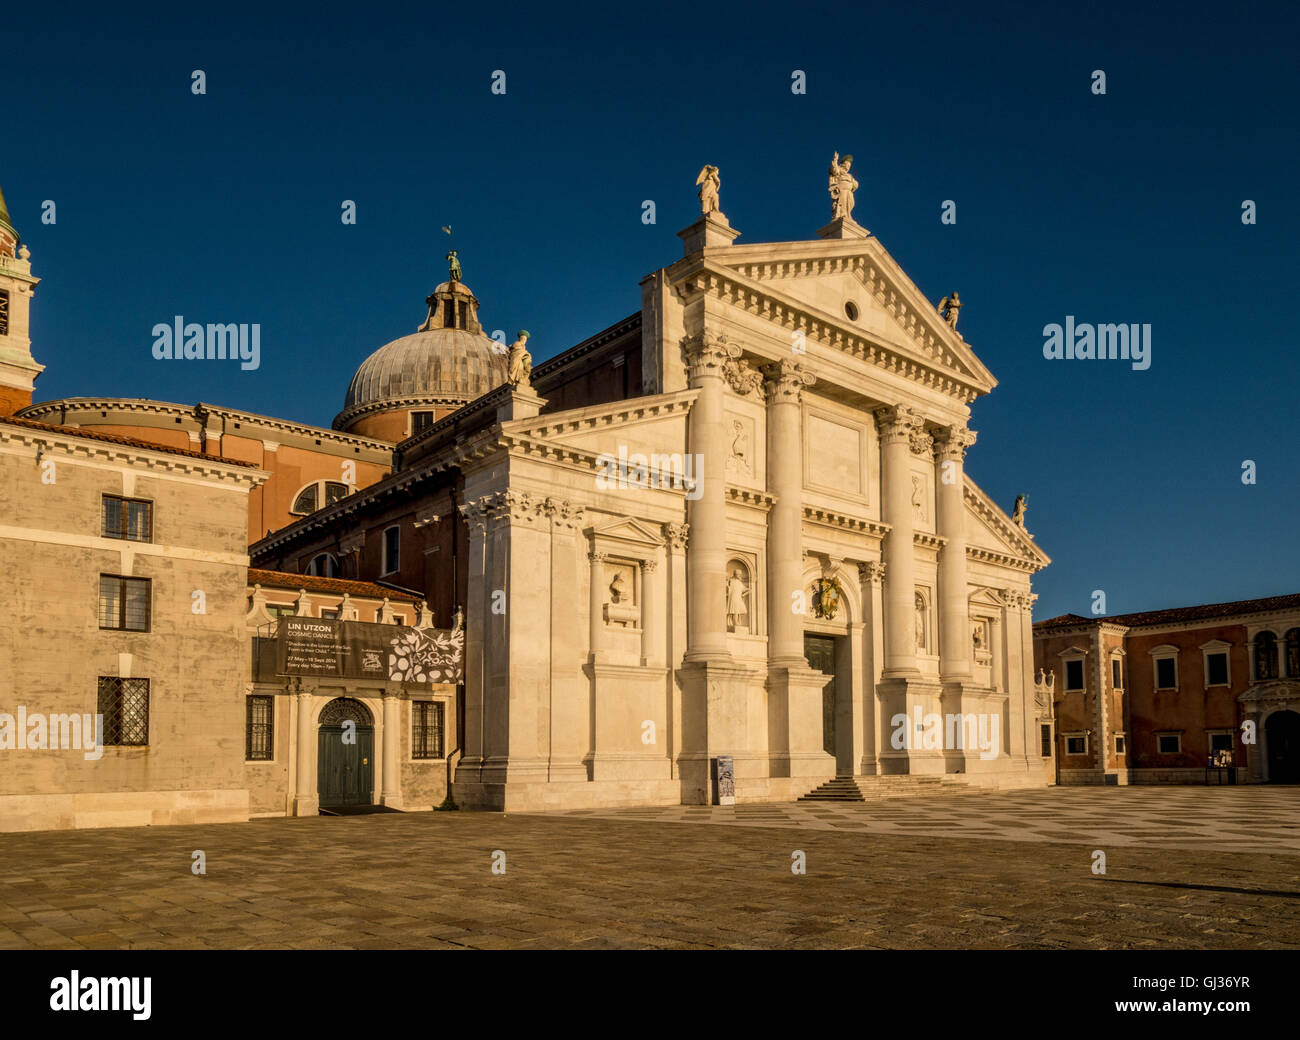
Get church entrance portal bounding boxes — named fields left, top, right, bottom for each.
left=804, top=634, right=844, bottom=773
left=317, top=698, right=375, bottom=807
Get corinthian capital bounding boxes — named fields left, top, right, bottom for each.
left=875, top=404, right=925, bottom=445
left=762, top=359, right=816, bottom=403
left=682, top=330, right=739, bottom=383
left=933, top=423, right=977, bottom=461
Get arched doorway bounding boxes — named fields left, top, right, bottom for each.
left=318, top=698, right=375, bottom=808
left=1265, top=710, right=1300, bottom=784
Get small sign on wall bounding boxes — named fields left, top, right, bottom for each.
left=713, top=755, right=735, bottom=805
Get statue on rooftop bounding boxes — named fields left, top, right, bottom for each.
left=938, top=291, right=961, bottom=329
left=507, top=330, right=533, bottom=388
left=696, top=164, right=721, bottom=215
left=446, top=249, right=462, bottom=282
left=828, top=152, right=858, bottom=220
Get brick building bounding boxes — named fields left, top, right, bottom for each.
left=1033, top=594, right=1300, bottom=784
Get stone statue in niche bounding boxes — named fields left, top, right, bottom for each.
left=609, top=571, right=626, bottom=604
left=911, top=474, right=926, bottom=521
left=725, top=565, right=750, bottom=632
left=972, top=622, right=984, bottom=652
left=915, top=592, right=927, bottom=651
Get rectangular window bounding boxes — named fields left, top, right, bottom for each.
left=1157, top=734, right=1181, bottom=754
left=102, top=495, right=153, bottom=542
left=1206, top=652, right=1229, bottom=686
left=1065, top=735, right=1087, bottom=755
left=320, top=608, right=340, bottom=620
left=267, top=604, right=296, bottom=620
left=1111, top=658, right=1122, bottom=689
left=443, top=299, right=455, bottom=328
left=246, top=696, right=274, bottom=761
left=1115, top=734, right=1126, bottom=755
left=1209, top=732, right=1234, bottom=753
left=1065, top=659, right=1084, bottom=691
left=97, top=676, right=149, bottom=746
left=413, top=701, right=444, bottom=759
left=1155, top=657, right=1177, bottom=689
left=383, top=525, right=400, bottom=575
left=98, top=575, right=151, bottom=631
left=457, top=300, right=468, bottom=328
left=411, top=411, right=434, bottom=434
left=1040, top=724, right=1052, bottom=758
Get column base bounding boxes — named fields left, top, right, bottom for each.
left=292, top=795, right=319, bottom=817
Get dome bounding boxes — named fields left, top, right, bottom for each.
left=341, top=327, right=505, bottom=412
left=333, top=276, right=508, bottom=433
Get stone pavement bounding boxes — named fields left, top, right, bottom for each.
left=0, top=786, right=1297, bottom=949
left=552, top=785, right=1300, bottom=855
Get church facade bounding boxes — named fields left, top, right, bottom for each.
left=247, top=170, right=1054, bottom=810
left=2, top=161, right=1054, bottom=821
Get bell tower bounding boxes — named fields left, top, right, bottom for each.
left=0, top=181, right=43, bottom=416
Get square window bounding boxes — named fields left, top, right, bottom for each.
left=98, top=575, right=151, bottom=631
left=1155, top=657, right=1177, bottom=689
left=413, top=701, right=444, bottom=759
left=1065, top=659, right=1084, bottom=691
left=1206, top=652, right=1228, bottom=686
left=1157, top=734, right=1181, bottom=754
left=246, top=696, right=274, bottom=761
left=97, top=676, right=149, bottom=746
left=1066, top=735, right=1087, bottom=755
left=102, top=495, right=153, bottom=542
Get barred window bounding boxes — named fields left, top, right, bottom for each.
left=246, top=696, right=274, bottom=760
left=412, top=701, right=444, bottom=759
left=1040, top=724, right=1052, bottom=758
left=102, top=495, right=153, bottom=541
left=98, top=575, right=151, bottom=631
left=97, top=676, right=149, bottom=745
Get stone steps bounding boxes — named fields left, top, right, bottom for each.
left=798, top=774, right=967, bottom=802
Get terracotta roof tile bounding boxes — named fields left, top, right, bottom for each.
left=1035, top=593, right=1300, bottom=631
left=248, top=568, right=420, bottom=602
left=0, top=415, right=259, bottom=467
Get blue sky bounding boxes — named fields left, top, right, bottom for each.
left=3, top=0, right=1297, bottom=619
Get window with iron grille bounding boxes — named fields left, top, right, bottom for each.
left=1040, top=724, right=1052, bottom=758
left=102, top=494, right=153, bottom=541
left=246, top=696, right=274, bottom=760
left=98, top=575, right=151, bottom=631
left=97, top=676, right=149, bottom=745
left=412, top=701, right=444, bottom=759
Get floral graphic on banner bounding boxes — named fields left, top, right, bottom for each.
left=388, top=626, right=464, bottom=684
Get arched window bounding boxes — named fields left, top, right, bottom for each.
left=306, top=553, right=339, bottom=578
left=1287, top=628, right=1300, bottom=678
left=291, top=480, right=351, bottom=516
left=1255, top=630, right=1278, bottom=680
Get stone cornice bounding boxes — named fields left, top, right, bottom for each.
left=966, top=545, right=1039, bottom=574
left=802, top=505, right=889, bottom=538
left=726, top=485, right=775, bottom=511
left=509, top=389, right=698, bottom=441
left=0, top=423, right=266, bottom=487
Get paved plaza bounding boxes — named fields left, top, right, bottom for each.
left=0, top=787, right=1297, bottom=950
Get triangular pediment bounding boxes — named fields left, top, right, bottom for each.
left=589, top=515, right=664, bottom=549
left=696, top=235, right=997, bottom=399
left=963, top=477, right=1050, bottom=570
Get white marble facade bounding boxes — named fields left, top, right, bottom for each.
left=452, top=199, right=1051, bottom=810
